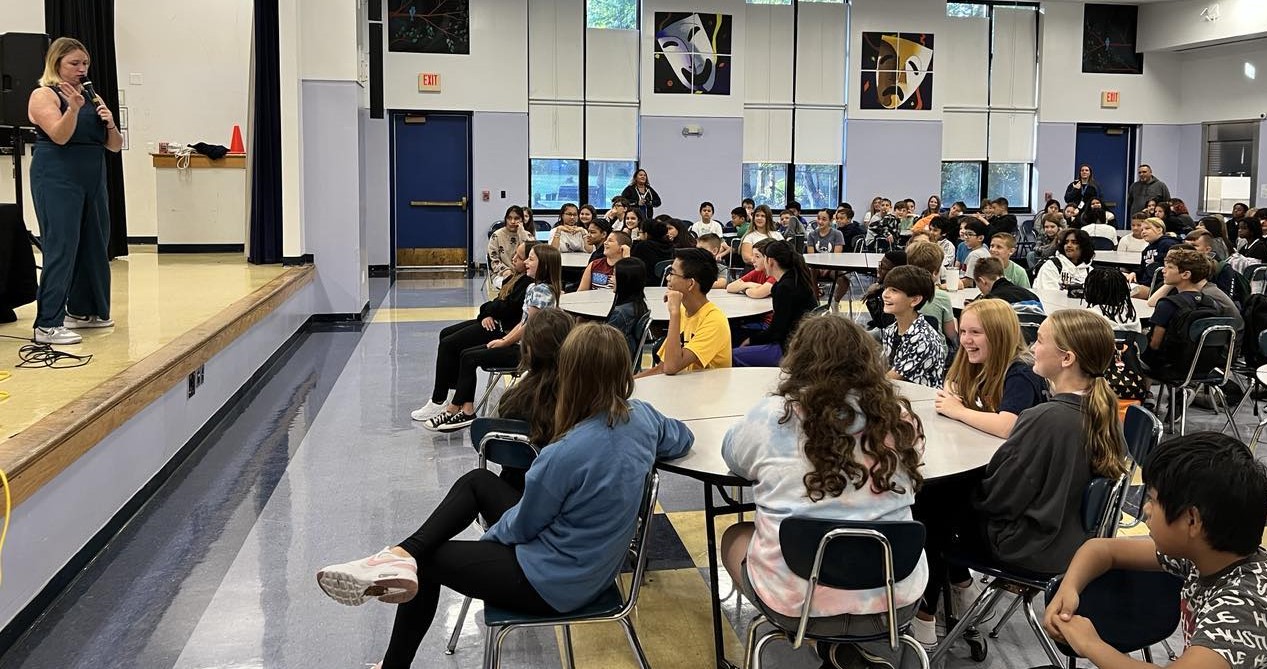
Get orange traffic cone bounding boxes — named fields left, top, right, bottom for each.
left=229, top=124, right=245, bottom=154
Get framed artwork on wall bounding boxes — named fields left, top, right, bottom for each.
left=859, top=32, right=934, bottom=110
left=652, top=12, right=732, bottom=95
left=388, top=0, right=470, bottom=55
left=1082, top=4, right=1144, bottom=74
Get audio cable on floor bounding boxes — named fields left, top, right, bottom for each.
left=1, top=334, right=93, bottom=369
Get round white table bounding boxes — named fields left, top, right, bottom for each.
left=1091, top=250, right=1142, bottom=269
left=949, top=287, right=1154, bottom=320
left=561, top=252, right=593, bottom=269
left=804, top=252, right=886, bottom=272
left=560, top=286, right=772, bottom=322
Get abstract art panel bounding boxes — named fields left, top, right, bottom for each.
left=1082, top=4, right=1143, bottom=74
left=859, top=32, right=934, bottom=110
left=653, top=12, right=732, bottom=95
left=388, top=0, right=470, bottom=55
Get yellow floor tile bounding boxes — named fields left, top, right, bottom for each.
left=557, top=568, right=746, bottom=668
left=369, top=306, right=478, bottom=323
left=0, top=247, right=286, bottom=439
left=666, top=509, right=745, bottom=570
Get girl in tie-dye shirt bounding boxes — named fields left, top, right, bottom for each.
left=720, top=315, right=928, bottom=661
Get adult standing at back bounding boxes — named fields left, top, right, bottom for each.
left=1063, top=164, right=1100, bottom=210
left=27, top=37, right=124, bottom=345
left=621, top=169, right=662, bottom=220
left=1127, top=164, right=1171, bottom=216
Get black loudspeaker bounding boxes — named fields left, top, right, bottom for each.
left=0, top=33, right=50, bottom=128
left=369, top=22, right=383, bottom=119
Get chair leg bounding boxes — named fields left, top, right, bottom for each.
left=475, top=371, right=497, bottom=414
left=1212, top=385, right=1242, bottom=440
left=744, top=615, right=768, bottom=669
left=1021, top=593, right=1064, bottom=668
left=1251, top=417, right=1266, bottom=455
left=482, top=625, right=504, bottom=669
left=1163, top=640, right=1178, bottom=661
left=560, top=625, right=576, bottom=669
left=930, top=584, right=1005, bottom=665
left=988, top=595, right=1022, bottom=638
left=1143, top=646, right=1154, bottom=663
left=445, top=595, right=473, bottom=654
left=899, top=635, right=931, bottom=669
left=619, top=617, right=652, bottom=669
left=748, top=630, right=782, bottom=669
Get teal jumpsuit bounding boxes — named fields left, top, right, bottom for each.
left=31, top=87, right=111, bottom=329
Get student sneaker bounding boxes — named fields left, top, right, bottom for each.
left=410, top=400, right=448, bottom=422
left=33, top=326, right=82, bottom=345
left=908, top=616, right=938, bottom=651
left=63, top=314, right=114, bottom=329
left=316, top=547, right=418, bottom=606
left=433, top=411, right=477, bottom=433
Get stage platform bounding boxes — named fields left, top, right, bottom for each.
left=0, top=247, right=304, bottom=506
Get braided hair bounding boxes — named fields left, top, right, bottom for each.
left=1083, top=267, right=1136, bottom=326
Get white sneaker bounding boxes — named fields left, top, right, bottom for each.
left=317, top=547, right=418, bottom=606
left=908, top=616, right=937, bottom=650
left=33, top=326, right=82, bottom=345
left=63, top=314, right=114, bottom=329
left=952, top=577, right=993, bottom=624
left=410, top=400, right=447, bottom=422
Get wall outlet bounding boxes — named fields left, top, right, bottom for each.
left=129, top=73, right=144, bottom=85
left=187, top=364, right=206, bottom=398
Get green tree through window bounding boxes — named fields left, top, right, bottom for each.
left=587, top=0, right=636, bottom=30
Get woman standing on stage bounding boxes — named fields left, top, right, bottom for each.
left=27, top=37, right=123, bottom=345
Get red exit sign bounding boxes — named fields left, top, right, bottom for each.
left=1100, top=90, right=1120, bottom=108
left=418, top=72, right=441, bottom=92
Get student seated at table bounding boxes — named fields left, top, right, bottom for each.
left=729, top=205, right=751, bottom=240
left=488, top=206, right=532, bottom=289
left=1128, top=216, right=1178, bottom=298
left=805, top=209, right=851, bottom=303
left=578, top=231, right=631, bottom=291
left=732, top=240, right=818, bottom=368
left=1188, top=231, right=1239, bottom=298
left=987, top=233, right=1031, bottom=289
left=1034, top=228, right=1095, bottom=291
left=636, top=248, right=732, bottom=377
left=1044, top=432, right=1267, bottom=669
left=695, top=233, right=731, bottom=289
left=421, top=245, right=563, bottom=433
left=1147, top=244, right=1244, bottom=331
left=605, top=258, right=650, bottom=360
left=619, top=207, right=645, bottom=241
left=881, top=265, right=948, bottom=388
left=414, top=241, right=535, bottom=423
left=927, top=217, right=958, bottom=277
left=583, top=215, right=612, bottom=262
left=1141, top=248, right=1241, bottom=377
left=958, top=219, right=991, bottom=289
left=1082, top=267, right=1140, bottom=332
left=936, top=298, right=1046, bottom=438
left=905, top=241, right=959, bottom=344
left=318, top=323, right=693, bottom=669
left=720, top=315, right=928, bottom=669
left=863, top=250, right=908, bottom=332
left=973, top=257, right=1041, bottom=308
left=549, top=203, right=591, bottom=253
left=494, top=307, right=573, bottom=488
left=603, top=196, right=627, bottom=228
left=631, top=217, right=675, bottom=278
left=911, top=310, right=1128, bottom=648
left=1117, top=211, right=1150, bottom=254
left=727, top=238, right=778, bottom=299
left=1029, top=212, right=1066, bottom=269
left=692, top=201, right=724, bottom=239
left=741, top=205, right=785, bottom=265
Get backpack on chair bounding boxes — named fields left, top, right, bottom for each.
left=1241, top=293, right=1267, bottom=370
left=1145, top=292, right=1225, bottom=381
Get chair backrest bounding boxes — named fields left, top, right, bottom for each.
left=654, top=259, right=674, bottom=285
left=1083, top=475, right=1128, bottom=538
left=630, top=310, right=653, bottom=372
left=1092, top=236, right=1116, bottom=251
left=471, top=417, right=538, bottom=470
left=1246, top=264, right=1267, bottom=295
left=488, top=220, right=505, bottom=238
left=618, top=472, right=661, bottom=614
left=778, top=518, right=925, bottom=648
left=1180, top=317, right=1238, bottom=385
left=1122, top=404, right=1162, bottom=466
left=1150, top=266, right=1166, bottom=292
left=851, top=236, right=865, bottom=252
left=1045, top=570, right=1182, bottom=656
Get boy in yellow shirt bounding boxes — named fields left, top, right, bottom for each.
left=638, top=248, right=732, bottom=376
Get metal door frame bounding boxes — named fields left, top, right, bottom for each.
left=388, top=109, right=474, bottom=272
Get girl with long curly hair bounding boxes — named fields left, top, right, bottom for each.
left=719, top=315, right=927, bottom=665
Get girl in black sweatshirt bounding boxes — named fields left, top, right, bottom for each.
left=731, top=240, right=819, bottom=367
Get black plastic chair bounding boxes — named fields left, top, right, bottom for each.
left=1118, top=405, right=1162, bottom=529
left=444, top=418, right=539, bottom=655
left=482, top=473, right=660, bottom=669
left=745, top=519, right=930, bottom=669
left=930, top=475, right=1127, bottom=667
left=629, top=311, right=653, bottom=373
left=1091, top=236, right=1116, bottom=251
left=1044, top=570, right=1182, bottom=667
left=654, top=259, right=674, bottom=286
left=1148, top=316, right=1239, bottom=437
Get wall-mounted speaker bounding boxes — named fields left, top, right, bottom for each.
left=0, top=33, right=50, bottom=128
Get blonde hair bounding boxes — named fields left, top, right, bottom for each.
left=945, top=299, right=1031, bottom=413
left=1143, top=216, right=1166, bottom=232
left=39, top=37, right=90, bottom=87
left=1043, top=311, right=1128, bottom=478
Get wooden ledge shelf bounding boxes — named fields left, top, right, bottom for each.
left=0, top=265, right=314, bottom=508
left=151, top=153, right=246, bottom=169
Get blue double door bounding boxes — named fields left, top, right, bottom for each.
left=1074, top=124, right=1136, bottom=225
left=392, top=112, right=471, bottom=268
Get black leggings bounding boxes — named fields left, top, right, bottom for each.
left=431, top=320, right=521, bottom=406
left=384, top=469, right=557, bottom=668
left=910, top=471, right=991, bottom=616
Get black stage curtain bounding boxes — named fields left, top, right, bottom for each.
left=248, top=0, right=283, bottom=264
left=44, top=0, right=128, bottom=260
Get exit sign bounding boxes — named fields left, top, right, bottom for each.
left=1100, top=90, right=1120, bottom=108
left=418, top=72, right=441, bottom=92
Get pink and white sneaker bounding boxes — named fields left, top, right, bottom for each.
left=317, top=547, right=418, bottom=606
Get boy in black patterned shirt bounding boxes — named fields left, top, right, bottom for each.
left=1045, top=432, right=1267, bottom=669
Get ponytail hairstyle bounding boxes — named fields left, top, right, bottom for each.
left=1043, top=310, right=1128, bottom=479
left=530, top=244, right=563, bottom=300
left=761, top=240, right=815, bottom=295
left=1083, top=267, right=1136, bottom=326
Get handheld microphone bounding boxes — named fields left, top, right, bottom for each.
left=81, top=80, right=107, bottom=124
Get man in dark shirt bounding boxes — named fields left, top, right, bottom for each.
left=1127, top=164, right=1171, bottom=216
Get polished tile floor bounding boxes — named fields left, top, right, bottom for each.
left=0, top=247, right=287, bottom=440
left=3, top=276, right=1261, bottom=669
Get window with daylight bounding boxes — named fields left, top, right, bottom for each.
left=793, top=165, right=842, bottom=211
left=742, top=163, right=789, bottom=208
left=987, top=163, right=1032, bottom=210
left=746, top=0, right=792, bottom=4
left=941, top=162, right=983, bottom=209
left=586, top=0, right=636, bottom=30
left=530, top=159, right=581, bottom=212
left=946, top=3, right=989, bottom=18
left=588, top=160, right=637, bottom=208
left=940, top=161, right=1033, bottom=210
